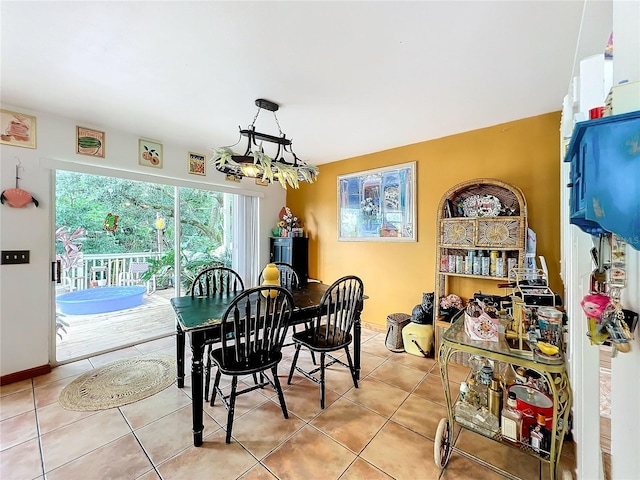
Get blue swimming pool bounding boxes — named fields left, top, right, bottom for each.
left=56, top=286, right=147, bottom=315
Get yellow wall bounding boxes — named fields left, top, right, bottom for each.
left=288, top=112, right=562, bottom=328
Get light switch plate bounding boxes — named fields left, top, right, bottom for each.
left=1, top=250, right=30, bottom=264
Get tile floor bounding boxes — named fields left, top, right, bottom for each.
left=1, top=329, right=576, bottom=480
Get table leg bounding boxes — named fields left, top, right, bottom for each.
left=190, top=331, right=206, bottom=447
left=176, top=323, right=185, bottom=388
left=354, top=314, right=361, bottom=381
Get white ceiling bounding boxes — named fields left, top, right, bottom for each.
left=1, top=1, right=612, bottom=166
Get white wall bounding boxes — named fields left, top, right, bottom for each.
left=0, top=104, right=286, bottom=377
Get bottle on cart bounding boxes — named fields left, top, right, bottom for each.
left=500, top=391, right=524, bottom=444
left=529, top=413, right=551, bottom=456
left=488, top=378, right=503, bottom=419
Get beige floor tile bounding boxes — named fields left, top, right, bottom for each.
left=369, top=360, right=427, bottom=392
left=446, top=363, right=471, bottom=384
left=238, top=463, right=278, bottom=479
left=454, top=429, right=541, bottom=479
left=0, top=378, right=32, bottom=397
left=263, top=425, right=356, bottom=480
left=32, top=359, right=93, bottom=387
left=46, top=433, right=153, bottom=480
left=324, top=363, right=359, bottom=397
left=386, top=351, right=437, bottom=372
left=358, top=351, right=389, bottom=378
left=280, top=378, right=340, bottom=421
left=137, top=469, right=161, bottom=480
left=158, top=429, right=258, bottom=479
left=135, top=405, right=220, bottom=465
left=34, top=377, right=76, bottom=409
left=0, top=437, right=43, bottom=480
left=88, top=346, right=143, bottom=368
left=120, top=385, right=191, bottom=429
left=204, top=382, right=270, bottom=426
left=440, top=453, right=510, bottom=479
left=0, top=389, right=34, bottom=420
left=391, top=395, right=448, bottom=440
left=36, top=401, right=98, bottom=435
left=360, top=421, right=443, bottom=480
left=40, top=409, right=131, bottom=472
left=311, top=397, right=387, bottom=453
left=413, top=372, right=459, bottom=407
left=230, top=400, right=305, bottom=459
left=339, top=458, right=393, bottom=479
left=0, top=410, right=38, bottom=451
left=343, top=377, right=409, bottom=417
left=361, top=338, right=395, bottom=359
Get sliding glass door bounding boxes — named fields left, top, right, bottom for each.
left=54, top=171, right=234, bottom=364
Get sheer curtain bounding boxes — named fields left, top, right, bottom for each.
left=232, top=194, right=260, bottom=287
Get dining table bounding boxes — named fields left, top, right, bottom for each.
left=171, top=281, right=365, bottom=447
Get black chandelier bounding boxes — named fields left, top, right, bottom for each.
left=211, top=99, right=318, bottom=189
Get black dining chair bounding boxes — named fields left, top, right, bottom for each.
left=287, top=275, right=364, bottom=408
left=258, top=262, right=300, bottom=290
left=259, top=262, right=317, bottom=363
left=209, top=285, right=295, bottom=443
left=190, top=266, right=245, bottom=401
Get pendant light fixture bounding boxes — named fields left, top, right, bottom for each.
left=211, top=99, right=318, bottom=189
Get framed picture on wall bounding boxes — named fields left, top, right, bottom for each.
left=76, top=126, right=105, bottom=157
left=138, top=139, right=163, bottom=168
left=337, top=161, right=416, bottom=242
left=188, top=151, right=206, bottom=175
left=0, top=109, right=37, bottom=149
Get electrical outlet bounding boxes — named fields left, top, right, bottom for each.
left=1, top=250, right=30, bottom=264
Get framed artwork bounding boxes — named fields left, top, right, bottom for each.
left=188, top=151, right=206, bottom=175
left=0, top=109, right=37, bottom=149
left=337, top=161, right=416, bottom=242
left=138, top=139, right=163, bottom=168
left=76, top=126, right=105, bottom=157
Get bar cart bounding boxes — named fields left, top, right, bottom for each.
left=434, top=311, right=572, bottom=480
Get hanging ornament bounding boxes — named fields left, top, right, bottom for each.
left=104, top=213, right=119, bottom=232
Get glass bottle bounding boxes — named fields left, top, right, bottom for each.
left=488, top=378, right=503, bottom=419
left=500, top=363, right=518, bottom=392
left=472, top=250, right=482, bottom=275
left=529, top=413, right=551, bottom=456
left=500, top=391, right=523, bottom=444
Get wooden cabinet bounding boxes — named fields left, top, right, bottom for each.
left=269, top=237, right=309, bottom=285
left=434, top=179, right=528, bottom=354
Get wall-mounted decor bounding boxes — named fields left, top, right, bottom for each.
left=255, top=178, right=269, bottom=186
left=225, top=173, right=242, bottom=183
left=0, top=109, right=36, bottom=149
left=76, top=126, right=105, bottom=157
left=338, top=161, right=416, bottom=242
left=138, top=139, right=163, bottom=168
left=188, top=151, right=206, bottom=175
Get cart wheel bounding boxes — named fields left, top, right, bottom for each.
left=434, top=417, right=452, bottom=468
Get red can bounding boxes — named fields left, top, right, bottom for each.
left=509, top=384, right=554, bottom=433
left=589, top=106, right=605, bottom=119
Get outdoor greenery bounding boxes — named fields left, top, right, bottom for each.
left=55, top=171, right=232, bottom=283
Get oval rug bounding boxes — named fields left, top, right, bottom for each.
left=59, top=354, right=176, bottom=411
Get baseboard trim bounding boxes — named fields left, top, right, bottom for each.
left=1, top=364, right=51, bottom=386
left=362, top=320, right=385, bottom=333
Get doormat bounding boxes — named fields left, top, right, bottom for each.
left=59, top=354, right=176, bottom=411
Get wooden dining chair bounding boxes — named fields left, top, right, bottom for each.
left=190, top=266, right=245, bottom=400
left=287, top=275, right=364, bottom=408
left=259, top=262, right=317, bottom=362
left=209, top=285, right=294, bottom=443
left=258, top=262, right=300, bottom=290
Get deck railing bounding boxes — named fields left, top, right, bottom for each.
left=60, top=252, right=162, bottom=292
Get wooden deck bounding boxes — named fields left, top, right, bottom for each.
left=56, top=287, right=178, bottom=363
